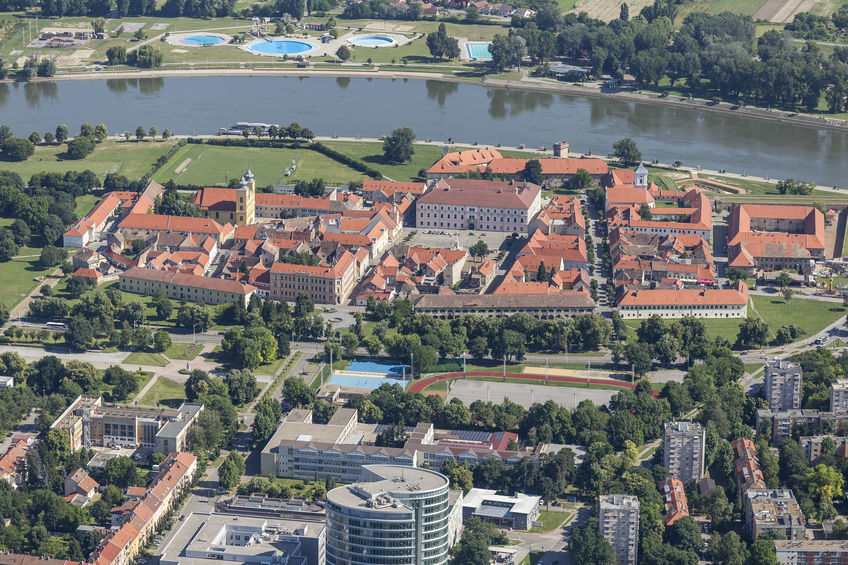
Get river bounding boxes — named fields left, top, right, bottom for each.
left=0, top=75, right=846, bottom=187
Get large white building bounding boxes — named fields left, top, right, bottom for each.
left=663, top=421, right=706, bottom=486
left=325, top=465, right=462, bottom=565
left=415, top=179, right=542, bottom=232
left=598, top=494, right=640, bottom=565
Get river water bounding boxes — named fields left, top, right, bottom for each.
left=0, top=75, right=845, bottom=186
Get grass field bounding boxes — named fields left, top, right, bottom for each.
left=255, top=356, right=286, bottom=376
left=744, top=362, right=765, bottom=374
left=123, top=351, right=169, bottom=367
left=528, top=510, right=569, bottom=533
left=153, top=143, right=370, bottom=186
left=698, top=173, right=835, bottom=196
left=0, top=140, right=176, bottom=182
left=74, top=194, right=101, bottom=218
left=675, top=0, right=770, bottom=22
left=322, top=140, right=444, bottom=183
left=139, top=376, right=185, bottom=406
left=751, top=295, right=846, bottom=338
left=624, top=318, right=743, bottom=344
left=0, top=257, right=54, bottom=309
left=164, top=341, right=201, bottom=361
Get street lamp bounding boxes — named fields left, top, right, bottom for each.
left=503, top=355, right=506, bottom=382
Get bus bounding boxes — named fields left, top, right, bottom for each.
left=45, top=322, right=66, bottom=329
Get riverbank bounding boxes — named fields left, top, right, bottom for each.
left=9, top=65, right=848, bottom=135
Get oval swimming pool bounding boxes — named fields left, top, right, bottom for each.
left=180, top=34, right=228, bottom=46
left=248, top=39, right=314, bottom=55
left=349, top=35, right=396, bottom=47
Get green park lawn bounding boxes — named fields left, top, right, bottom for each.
left=164, top=341, right=201, bottom=361
left=624, top=318, right=743, bottom=344
left=751, top=295, right=846, bottom=339
left=0, top=257, right=54, bottom=309
left=322, top=140, right=443, bottom=183
left=0, top=140, right=176, bottom=182
left=74, top=194, right=101, bottom=218
left=139, top=376, right=185, bottom=407
left=528, top=510, right=569, bottom=533
left=153, top=143, right=370, bottom=187
left=255, top=356, right=286, bottom=376
left=123, top=351, right=170, bottom=367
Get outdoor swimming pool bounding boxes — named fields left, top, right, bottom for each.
left=347, top=360, right=407, bottom=375
left=349, top=35, right=396, bottom=47
left=178, top=34, right=229, bottom=46
left=328, top=373, right=406, bottom=390
left=466, top=41, right=492, bottom=59
left=248, top=39, right=314, bottom=56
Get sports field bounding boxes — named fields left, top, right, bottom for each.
left=153, top=143, right=371, bottom=186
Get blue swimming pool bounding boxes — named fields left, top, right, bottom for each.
left=466, top=41, right=492, bottom=59
left=248, top=39, right=314, bottom=56
left=349, top=35, right=395, bottom=47
left=347, top=360, right=408, bottom=375
left=180, top=34, right=227, bottom=46
left=329, top=373, right=406, bottom=390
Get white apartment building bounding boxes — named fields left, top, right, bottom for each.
left=766, top=361, right=803, bottom=411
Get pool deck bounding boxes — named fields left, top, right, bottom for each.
left=458, top=37, right=492, bottom=62
left=241, top=30, right=413, bottom=60
left=166, top=32, right=232, bottom=47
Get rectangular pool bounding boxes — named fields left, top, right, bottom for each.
left=347, top=360, right=408, bottom=375
left=466, top=42, right=492, bottom=60
left=329, top=373, right=407, bottom=390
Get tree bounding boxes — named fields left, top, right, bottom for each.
left=426, top=23, right=460, bottom=61
left=148, top=125, right=158, bottom=139
left=383, top=127, right=416, bottom=163
left=218, top=451, right=245, bottom=490
left=805, top=463, right=843, bottom=520
left=132, top=45, right=162, bottom=68
left=153, top=330, right=171, bottom=352
left=162, top=129, right=172, bottom=140
left=65, top=317, right=94, bottom=351
left=341, top=332, right=359, bottom=358
left=489, top=34, right=527, bottom=71
left=28, top=131, right=41, bottom=145
left=571, top=522, right=615, bottom=565
left=103, top=456, right=139, bottom=488
left=27, top=356, right=66, bottom=395
left=709, top=531, right=747, bottom=565
left=66, top=136, right=95, bottom=159
left=224, top=369, right=259, bottom=406
left=185, top=369, right=213, bottom=401
left=336, top=45, right=350, bottom=61
left=110, top=369, right=138, bottom=401
left=44, top=132, right=55, bottom=144
left=6, top=221, right=27, bottom=246
left=665, top=516, right=702, bottom=553
left=469, top=240, right=489, bottom=257
left=253, top=396, right=284, bottom=445
left=523, top=159, right=543, bottom=184
left=39, top=246, right=67, bottom=269
left=569, top=168, right=593, bottom=190
left=737, top=317, right=769, bottom=349
left=726, top=267, right=749, bottom=284
left=177, top=302, right=211, bottom=332
left=55, top=124, right=69, bottom=143
left=94, top=124, right=108, bottom=142
left=1, top=137, right=35, bottom=161
left=153, top=295, right=172, bottom=320
left=749, top=539, right=778, bottom=565
left=37, top=59, right=56, bottom=77
left=620, top=2, right=629, bottom=20
left=613, top=138, right=642, bottom=166
left=283, top=376, right=316, bottom=408
left=626, top=341, right=653, bottom=375
left=135, top=126, right=145, bottom=141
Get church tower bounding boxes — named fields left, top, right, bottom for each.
left=236, top=168, right=256, bottom=226
left=634, top=163, right=648, bottom=190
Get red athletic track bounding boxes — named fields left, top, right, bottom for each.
left=407, top=371, right=635, bottom=394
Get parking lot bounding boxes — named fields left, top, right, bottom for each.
left=401, top=227, right=520, bottom=254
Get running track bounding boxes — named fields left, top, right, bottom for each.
left=407, top=371, right=635, bottom=394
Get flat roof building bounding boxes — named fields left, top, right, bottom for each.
left=765, top=361, right=803, bottom=411
left=325, top=465, right=461, bottom=565
left=745, top=489, right=806, bottom=541
left=598, top=494, right=639, bottom=565
left=832, top=380, right=848, bottom=412
left=462, top=489, right=541, bottom=530
left=160, top=512, right=324, bottom=565
left=775, top=540, right=848, bottom=564
left=663, top=421, right=706, bottom=485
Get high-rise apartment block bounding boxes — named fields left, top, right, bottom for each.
left=831, top=380, right=848, bottom=412
left=598, top=494, right=640, bottom=565
left=765, top=361, right=802, bottom=410
left=663, top=421, right=706, bottom=485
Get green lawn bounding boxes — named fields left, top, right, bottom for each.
left=0, top=140, right=176, bottom=182
left=751, top=295, right=846, bottom=339
left=744, top=362, right=765, bottom=374
left=123, top=351, right=170, bottom=367
left=164, top=341, right=201, bottom=361
left=74, top=194, right=101, bottom=218
left=0, top=257, right=54, bottom=309
left=322, top=140, right=444, bottom=183
left=153, top=143, right=371, bottom=186
left=624, top=318, right=743, bottom=344
left=139, top=376, right=185, bottom=407
left=255, top=356, right=286, bottom=376
left=528, top=510, right=569, bottom=533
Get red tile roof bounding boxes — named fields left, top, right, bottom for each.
left=118, top=214, right=231, bottom=237
left=658, top=478, right=689, bottom=525
left=191, top=187, right=237, bottom=212
left=618, top=280, right=747, bottom=307
left=120, top=266, right=256, bottom=295
left=422, top=179, right=540, bottom=209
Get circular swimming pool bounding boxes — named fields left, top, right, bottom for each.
left=248, top=39, right=314, bottom=56
left=179, top=34, right=228, bottom=46
left=348, top=35, right=396, bottom=47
